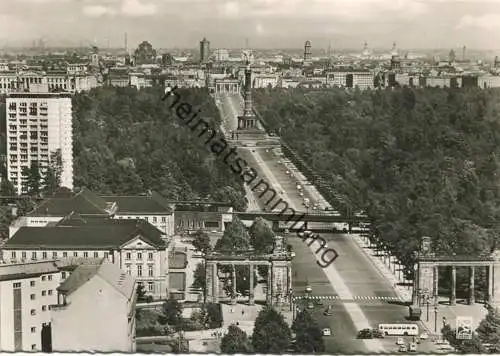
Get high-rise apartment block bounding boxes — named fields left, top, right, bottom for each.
left=200, top=38, right=210, bottom=63
left=5, top=93, right=73, bottom=195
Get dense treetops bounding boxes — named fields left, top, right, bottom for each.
left=220, top=324, right=253, bottom=353
left=251, top=306, right=291, bottom=353
left=72, top=86, right=246, bottom=210
left=292, top=310, right=325, bottom=353
left=254, top=87, right=500, bottom=270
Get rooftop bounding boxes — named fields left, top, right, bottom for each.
left=101, top=191, right=173, bottom=214
left=5, top=217, right=167, bottom=250
left=28, top=187, right=114, bottom=217
left=0, top=260, right=60, bottom=282
left=58, top=259, right=135, bottom=299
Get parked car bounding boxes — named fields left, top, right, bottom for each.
left=399, top=344, right=408, bottom=352
left=409, top=342, right=417, bottom=352
left=419, top=332, right=429, bottom=340
left=397, top=337, right=405, bottom=345
left=357, top=328, right=384, bottom=339
left=357, top=329, right=372, bottom=339
left=322, top=328, right=332, bottom=336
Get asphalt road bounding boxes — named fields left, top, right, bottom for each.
left=236, top=146, right=438, bottom=353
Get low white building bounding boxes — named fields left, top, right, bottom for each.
left=51, top=259, right=136, bottom=352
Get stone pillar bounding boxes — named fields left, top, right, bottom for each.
left=488, top=264, right=494, bottom=303
left=231, top=265, right=237, bottom=305
left=450, top=266, right=456, bottom=306
left=433, top=266, right=439, bottom=306
left=267, top=264, right=273, bottom=305
left=469, top=266, right=475, bottom=305
left=492, top=261, right=500, bottom=308
left=205, top=261, right=219, bottom=303
left=249, top=264, right=255, bottom=305
left=205, top=261, right=213, bottom=303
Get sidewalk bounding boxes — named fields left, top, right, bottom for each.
left=352, top=234, right=412, bottom=303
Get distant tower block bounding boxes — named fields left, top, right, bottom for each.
left=200, top=37, right=210, bottom=63
left=362, top=41, right=370, bottom=57
left=303, top=40, right=312, bottom=65
left=391, top=41, right=398, bottom=56
left=449, top=49, right=456, bottom=63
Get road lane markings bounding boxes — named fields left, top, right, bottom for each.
left=250, top=148, right=386, bottom=351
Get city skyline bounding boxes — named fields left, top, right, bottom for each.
left=1, top=0, right=500, bottom=50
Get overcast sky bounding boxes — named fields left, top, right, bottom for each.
left=1, top=0, right=499, bottom=50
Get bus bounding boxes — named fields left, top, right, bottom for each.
left=378, top=324, right=419, bottom=336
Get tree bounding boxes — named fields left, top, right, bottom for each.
left=252, top=306, right=291, bottom=353
left=441, top=324, right=485, bottom=353
left=292, top=310, right=325, bottom=353
left=476, top=305, right=500, bottom=351
left=136, top=282, right=152, bottom=303
left=0, top=179, right=17, bottom=197
left=43, top=149, right=63, bottom=195
left=191, top=262, right=206, bottom=291
left=249, top=217, right=275, bottom=253
left=159, top=298, right=183, bottom=330
left=22, top=161, right=41, bottom=196
left=215, top=217, right=250, bottom=252
left=192, top=230, right=211, bottom=253
left=72, top=86, right=245, bottom=207
left=221, top=324, right=253, bottom=353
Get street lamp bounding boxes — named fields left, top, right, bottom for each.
left=305, top=282, right=312, bottom=309
left=434, top=305, right=439, bottom=333
left=426, top=295, right=430, bottom=322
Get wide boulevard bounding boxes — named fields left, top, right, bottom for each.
left=219, top=92, right=434, bottom=353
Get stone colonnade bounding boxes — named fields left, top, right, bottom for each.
left=205, top=259, right=292, bottom=307
left=416, top=259, right=500, bottom=307
left=215, top=82, right=240, bottom=94
left=237, top=116, right=257, bottom=130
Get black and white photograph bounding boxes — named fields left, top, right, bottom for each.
left=0, top=0, right=499, bottom=353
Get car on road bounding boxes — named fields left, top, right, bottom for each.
left=419, top=332, right=429, bottom=340
left=357, top=328, right=384, bottom=339
left=322, top=328, right=332, bottom=336
left=409, top=342, right=417, bottom=352
left=399, top=344, right=408, bottom=352
left=396, top=337, right=405, bottom=345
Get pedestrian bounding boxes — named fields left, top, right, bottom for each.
left=242, top=309, right=245, bottom=316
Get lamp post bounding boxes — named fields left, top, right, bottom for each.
left=305, top=282, right=312, bottom=309
left=434, top=305, right=438, bottom=333
left=426, top=295, right=430, bottom=322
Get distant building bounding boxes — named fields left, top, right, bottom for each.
left=200, top=38, right=210, bottom=63
left=214, top=49, right=230, bottom=62
left=5, top=93, right=73, bottom=195
left=51, top=259, right=136, bottom=352
left=0, top=261, right=62, bottom=352
left=303, top=40, right=312, bottom=66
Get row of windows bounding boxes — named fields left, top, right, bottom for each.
left=125, top=252, right=154, bottom=261
left=117, top=216, right=168, bottom=223
left=30, top=305, right=51, bottom=315
left=125, top=264, right=155, bottom=277
left=11, top=251, right=109, bottom=259
left=138, top=281, right=155, bottom=292
left=30, top=289, right=53, bottom=299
